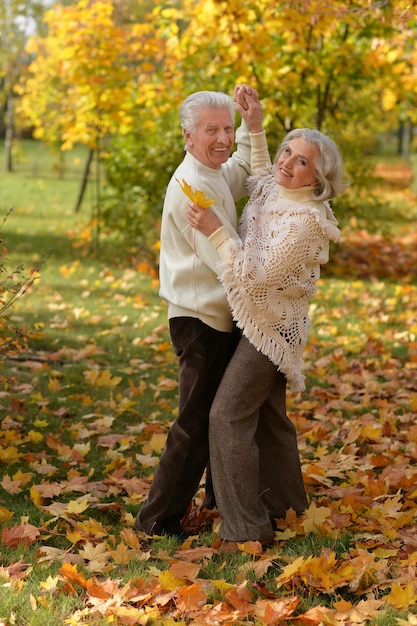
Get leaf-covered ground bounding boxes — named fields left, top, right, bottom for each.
left=1, top=179, right=417, bottom=625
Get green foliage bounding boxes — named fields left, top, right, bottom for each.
left=101, top=121, right=183, bottom=262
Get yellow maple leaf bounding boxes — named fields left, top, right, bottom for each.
left=142, top=433, right=167, bottom=455
left=159, top=569, right=183, bottom=590
left=211, top=579, right=235, bottom=592
left=30, top=485, right=43, bottom=508
left=385, top=583, right=416, bottom=609
left=301, top=501, right=332, bottom=534
left=0, top=506, right=14, bottom=523
left=73, top=441, right=91, bottom=457
left=40, top=575, right=59, bottom=593
left=410, top=393, right=417, bottom=412
left=0, top=446, right=22, bottom=464
left=277, top=555, right=307, bottom=584
left=66, top=497, right=90, bottom=515
left=83, top=369, right=122, bottom=387
left=176, top=178, right=215, bottom=208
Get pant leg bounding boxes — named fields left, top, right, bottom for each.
left=256, top=372, right=308, bottom=518
left=210, top=335, right=307, bottom=541
left=209, top=336, right=279, bottom=542
left=134, top=317, right=235, bottom=535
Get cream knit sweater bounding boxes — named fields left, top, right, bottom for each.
left=159, top=124, right=270, bottom=332
left=209, top=169, right=341, bottom=390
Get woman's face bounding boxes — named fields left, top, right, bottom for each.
left=274, top=137, right=319, bottom=189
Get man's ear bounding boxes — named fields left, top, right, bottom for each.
left=183, top=128, right=193, bottom=147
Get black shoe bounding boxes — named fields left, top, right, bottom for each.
left=166, top=529, right=190, bottom=542
left=134, top=519, right=189, bottom=542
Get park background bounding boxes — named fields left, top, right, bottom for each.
left=1, top=0, right=417, bottom=624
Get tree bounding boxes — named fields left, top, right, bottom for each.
left=16, top=0, right=176, bottom=218
left=15, top=0, right=417, bottom=259
left=0, top=0, right=45, bottom=171
left=153, top=0, right=417, bottom=147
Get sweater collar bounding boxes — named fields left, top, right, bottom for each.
left=184, top=151, right=223, bottom=176
left=278, top=185, right=317, bottom=203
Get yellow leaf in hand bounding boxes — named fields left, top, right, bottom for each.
left=176, top=178, right=215, bottom=208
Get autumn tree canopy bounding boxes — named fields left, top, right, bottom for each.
left=14, top=0, right=417, bottom=252
left=17, top=0, right=417, bottom=147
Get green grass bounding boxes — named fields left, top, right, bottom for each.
left=1, top=140, right=417, bottom=624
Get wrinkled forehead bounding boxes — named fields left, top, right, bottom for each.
left=285, top=137, right=319, bottom=161
left=195, top=106, right=234, bottom=129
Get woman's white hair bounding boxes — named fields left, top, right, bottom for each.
left=274, top=128, right=349, bottom=200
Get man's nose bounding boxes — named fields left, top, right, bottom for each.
left=218, top=129, right=230, bottom=143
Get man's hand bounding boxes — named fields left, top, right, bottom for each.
left=186, top=203, right=222, bottom=237
left=233, top=84, right=263, bottom=134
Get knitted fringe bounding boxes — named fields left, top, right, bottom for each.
left=220, top=268, right=306, bottom=392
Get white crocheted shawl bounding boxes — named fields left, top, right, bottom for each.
left=218, top=171, right=341, bottom=391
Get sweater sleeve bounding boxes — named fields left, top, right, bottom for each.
left=208, top=226, right=241, bottom=265
left=250, top=130, right=271, bottom=173
left=221, top=121, right=268, bottom=201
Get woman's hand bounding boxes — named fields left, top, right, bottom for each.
left=233, top=84, right=263, bottom=134
left=186, top=203, right=222, bottom=237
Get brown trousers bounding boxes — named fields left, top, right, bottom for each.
left=134, top=317, right=238, bottom=536
left=209, top=335, right=308, bottom=542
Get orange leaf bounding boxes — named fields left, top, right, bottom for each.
left=175, top=582, right=206, bottom=612
left=1, top=523, right=40, bottom=548
left=169, top=560, right=201, bottom=580
left=59, top=562, right=88, bottom=588
left=176, top=178, right=215, bottom=208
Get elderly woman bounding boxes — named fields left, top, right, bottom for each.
left=186, top=127, right=349, bottom=551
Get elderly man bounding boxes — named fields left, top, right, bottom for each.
left=134, top=84, right=269, bottom=539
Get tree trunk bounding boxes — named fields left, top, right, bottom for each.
left=4, top=92, right=14, bottom=173
left=398, top=118, right=412, bottom=162
left=74, top=148, right=95, bottom=212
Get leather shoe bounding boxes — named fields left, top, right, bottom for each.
left=213, top=538, right=274, bottom=553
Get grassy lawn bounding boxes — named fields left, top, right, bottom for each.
left=0, top=140, right=417, bottom=625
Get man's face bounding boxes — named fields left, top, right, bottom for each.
left=184, top=107, right=235, bottom=169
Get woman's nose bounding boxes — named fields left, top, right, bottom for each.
left=283, top=154, right=295, bottom=165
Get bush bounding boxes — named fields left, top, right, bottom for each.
left=0, top=210, right=44, bottom=361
